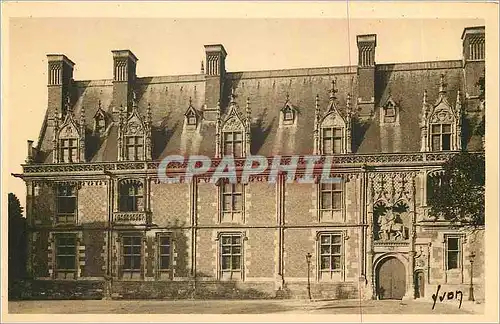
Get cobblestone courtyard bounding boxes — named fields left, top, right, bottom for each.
left=8, top=298, right=483, bottom=315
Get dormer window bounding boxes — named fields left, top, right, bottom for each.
left=223, top=131, right=243, bottom=157
left=94, top=100, right=107, bottom=136
left=186, top=111, right=197, bottom=126
left=385, top=103, right=395, bottom=117
left=95, top=117, right=106, bottom=135
left=431, top=123, right=452, bottom=151
left=125, top=135, right=144, bottom=161
left=314, top=81, right=353, bottom=155
left=283, top=106, right=294, bottom=121
left=60, top=139, right=78, bottom=163
left=184, top=98, right=200, bottom=128
left=420, top=75, right=462, bottom=152
left=380, top=97, right=399, bottom=125
left=322, top=127, right=343, bottom=154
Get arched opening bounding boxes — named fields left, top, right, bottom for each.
left=414, top=270, right=425, bottom=298
left=376, top=256, right=406, bottom=300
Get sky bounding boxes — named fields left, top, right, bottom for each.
left=4, top=16, right=485, bottom=214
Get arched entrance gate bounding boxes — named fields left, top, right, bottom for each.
left=375, top=256, right=406, bottom=300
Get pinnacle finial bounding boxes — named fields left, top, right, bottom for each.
left=439, top=74, right=447, bottom=94
left=98, top=99, right=102, bottom=110
left=132, top=90, right=138, bottom=107
left=200, top=60, right=205, bottom=74
left=286, top=92, right=290, bottom=102
left=189, top=96, right=193, bottom=106
left=230, top=87, right=236, bottom=104
left=65, top=92, right=72, bottom=113
left=329, top=79, right=338, bottom=100
left=423, top=89, right=428, bottom=104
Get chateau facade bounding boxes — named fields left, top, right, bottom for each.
left=18, top=26, right=485, bottom=300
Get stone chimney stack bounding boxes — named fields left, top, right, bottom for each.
left=203, top=44, right=227, bottom=121
left=26, top=140, right=34, bottom=163
left=47, top=54, right=75, bottom=124
left=112, top=50, right=138, bottom=115
left=356, top=34, right=377, bottom=117
left=461, top=26, right=485, bottom=111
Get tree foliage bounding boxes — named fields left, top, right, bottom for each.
left=428, top=152, right=485, bottom=227
left=8, top=193, right=27, bottom=281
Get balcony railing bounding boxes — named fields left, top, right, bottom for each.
left=112, top=211, right=150, bottom=225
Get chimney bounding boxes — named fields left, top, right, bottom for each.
left=461, top=26, right=485, bottom=109
left=203, top=44, right=227, bottom=121
left=26, top=140, right=34, bottom=163
left=356, top=34, right=377, bottom=117
left=47, top=54, right=74, bottom=124
left=112, top=50, right=138, bottom=115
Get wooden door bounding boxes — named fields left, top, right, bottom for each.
left=376, top=257, right=406, bottom=300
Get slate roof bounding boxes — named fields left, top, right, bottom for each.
left=36, top=58, right=484, bottom=163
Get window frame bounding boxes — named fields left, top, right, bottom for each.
left=119, top=181, right=144, bottom=212
left=430, top=123, right=452, bottom=151
left=60, top=138, right=78, bottom=163
left=445, top=235, right=462, bottom=271
left=220, top=182, right=244, bottom=223
left=121, top=234, right=143, bottom=279
left=321, top=127, right=344, bottom=154
left=124, top=135, right=144, bottom=161
left=55, top=184, right=77, bottom=225
left=54, top=233, right=77, bottom=279
left=318, top=181, right=344, bottom=222
left=218, top=233, right=244, bottom=280
left=222, top=131, right=243, bottom=157
left=156, top=233, right=173, bottom=279
left=317, top=231, right=345, bottom=281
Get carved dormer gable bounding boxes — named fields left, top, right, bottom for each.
left=118, top=91, right=151, bottom=161
left=317, top=80, right=352, bottom=154
left=216, top=88, right=250, bottom=158
left=55, top=95, right=85, bottom=163
left=93, top=100, right=108, bottom=136
left=420, top=74, right=462, bottom=152
left=184, top=97, right=201, bottom=129
left=379, top=96, right=400, bottom=125
left=280, top=93, right=298, bottom=126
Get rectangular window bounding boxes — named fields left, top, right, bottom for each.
left=125, top=136, right=143, bottom=161
left=220, top=234, right=242, bottom=280
left=431, top=123, right=452, bottom=151
left=446, top=236, right=461, bottom=270
left=119, top=183, right=143, bottom=212
left=158, top=236, right=171, bottom=271
left=55, top=234, right=77, bottom=279
left=221, top=182, right=243, bottom=222
left=56, top=185, right=77, bottom=224
left=319, top=233, right=343, bottom=280
left=122, top=235, right=142, bottom=279
left=320, top=183, right=342, bottom=210
left=322, top=127, right=343, bottom=154
left=60, top=139, right=78, bottom=163
left=223, top=131, right=243, bottom=157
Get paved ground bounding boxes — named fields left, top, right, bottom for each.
left=8, top=298, right=483, bottom=314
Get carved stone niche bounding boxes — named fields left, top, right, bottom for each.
left=373, top=201, right=411, bottom=242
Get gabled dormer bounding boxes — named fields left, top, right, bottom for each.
left=93, top=100, right=108, bottom=136
left=420, top=74, right=462, bottom=152
left=215, top=88, right=251, bottom=158
left=314, top=80, right=353, bottom=155
left=379, top=95, right=400, bottom=125
left=184, top=97, right=201, bottom=129
left=280, top=93, right=298, bottom=126
left=53, top=95, right=85, bottom=163
left=117, top=91, right=152, bottom=161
